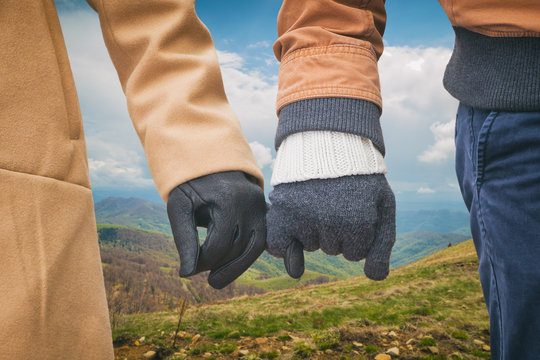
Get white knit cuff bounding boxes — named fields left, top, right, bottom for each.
left=271, top=131, right=387, bottom=186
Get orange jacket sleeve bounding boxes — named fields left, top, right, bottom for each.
left=274, top=0, right=387, bottom=112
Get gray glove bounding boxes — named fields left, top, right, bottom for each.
left=266, top=174, right=395, bottom=281
left=167, top=171, right=266, bottom=289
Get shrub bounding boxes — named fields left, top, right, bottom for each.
left=452, top=330, right=469, bottom=340
left=277, top=334, right=292, bottom=341
left=294, top=342, right=314, bottom=358
left=312, top=329, right=340, bottom=350
left=364, top=345, right=378, bottom=353
left=259, top=350, right=279, bottom=359
left=219, top=342, right=237, bottom=354
left=418, top=336, right=437, bottom=346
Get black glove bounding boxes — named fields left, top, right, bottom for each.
left=167, top=171, right=266, bottom=289
left=266, top=174, right=396, bottom=281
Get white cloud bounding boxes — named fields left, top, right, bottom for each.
left=406, top=58, right=425, bottom=72
left=59, top=11, right=152, bottom=189
left=379, top=45, right=460, bottom=199
left=417, top=187, right=436, bottom=194
left=216, top=50, right=244, bottom=69
left=88, top=158, right=154, bottom=188
left=247, top=41, right=271, bottom=49
left=265, top=57, right=279, bottom=66
left=59, top=11, right=278, bottom=191
left=418, top=118, right=456, bottom=163
left=380, top=46, right=456, bottom=125
left=249, top=141, right=274, bottom=169
left=447, top=181, right=460, bottom=190
left=58, top=9, right=463, bottom=203
left=85, top=137, right=153, bottom=188
left=217, top=51, right=278, bottom=146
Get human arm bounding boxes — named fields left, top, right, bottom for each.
left=266, top=0, right=396, bottom=280
left=86, top=0, right=266, bottom=288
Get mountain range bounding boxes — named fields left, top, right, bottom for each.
left=95, top=197, right=470, bottom=310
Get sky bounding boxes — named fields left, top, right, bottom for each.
left=55, top=0, right=466, bottom=211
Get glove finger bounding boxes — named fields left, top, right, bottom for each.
left=266, top=205, right=294, bottom=258
left=318, top=225, right=341, bottom=256
left=197, top=214, right=236, bottom=272
left=207, top=226, right=266, bottom=289
left=167, top=189, right=200, bottom=277
left=365, top=188, right=396, bottom=281
left=284, top=238, right=305, bottom=279
left=300, top=224, right=320, bottom=252
left=341, top=223, right=375, bottom=261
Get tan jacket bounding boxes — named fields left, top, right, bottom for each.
left=274, top=0, right=540, bottom=115
left=1, top=0, right=262, bottom=358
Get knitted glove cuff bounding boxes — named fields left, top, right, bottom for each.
left=271, top=131, right=387, bottom=186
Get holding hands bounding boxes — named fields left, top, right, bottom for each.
left=167, top=133, right=396, bottom=288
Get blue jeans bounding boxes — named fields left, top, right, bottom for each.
left=455, top=103, right=540, bottom=359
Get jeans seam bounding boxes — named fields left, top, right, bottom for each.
left=474, top=111, right=503, bottom=357
left=476, top=185, right=504, bottom=354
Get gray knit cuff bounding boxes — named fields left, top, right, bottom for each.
left=275, top=98, right=385, bottom=155
left=444, top=27, right=540, bottom=112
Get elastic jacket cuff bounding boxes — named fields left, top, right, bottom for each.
left=274, top=97, right=385, bottom=155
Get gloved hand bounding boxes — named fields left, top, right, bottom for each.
left=167, top=171, right=266, bottom=289
left=266, top=174, right=395, bottom=281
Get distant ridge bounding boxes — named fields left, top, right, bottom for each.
left=95, top=197, right=171, bottom=234
left=96, top=196, right=472, bottom=237
left=95, top=197, right=471, bottom=292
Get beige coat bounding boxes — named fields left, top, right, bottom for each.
left=0, top=0, right=263, bottom=358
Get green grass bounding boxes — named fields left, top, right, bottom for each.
left=160, top=266, right=174, bottom=273
left=364, top=345, right=378, bottom=353
left=469, top=349, right=490, bottom=358
left=452, top=329, right=469, bottom=340
left=112, top=241, right=490, bottom=359
left=294, top=342, right=314, bottom=358
left=187, top=344, right=217, bottom=355
left=258, top=350, right=279, bottom=359
left=218, top=342, right=237, bottom=354
left=276, top=334, right=292, bottom=341
left=236, top=269, right=338, bottom=291
left=418, top=336, right=437, bottom=346
left=113, top=242, right=487, bottom=341
left=312, top=329, right=340, bottom=350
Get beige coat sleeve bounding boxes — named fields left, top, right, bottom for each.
left=86, top=0, right=264, bottom=202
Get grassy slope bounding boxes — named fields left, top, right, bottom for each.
left=390, top=231, right=469, bottom=268
left=113, top=240, right=491, bottom=360
left=238, top=231, right=470, bottom=291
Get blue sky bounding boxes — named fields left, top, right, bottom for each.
left=56, top=0, right=466, bottom=211
left=195, top=0, right=454, bottom=49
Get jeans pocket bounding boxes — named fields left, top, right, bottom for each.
left=455, top=103, right=475, bottom=164
left=475, top=111, right=498, bottom=186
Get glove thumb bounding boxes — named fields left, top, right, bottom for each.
left=284, top=239, right=304, bottom=279
left=364, top=190, right=396, bottom=281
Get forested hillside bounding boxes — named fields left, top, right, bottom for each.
left=99, top=225, right=264, bottom=317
